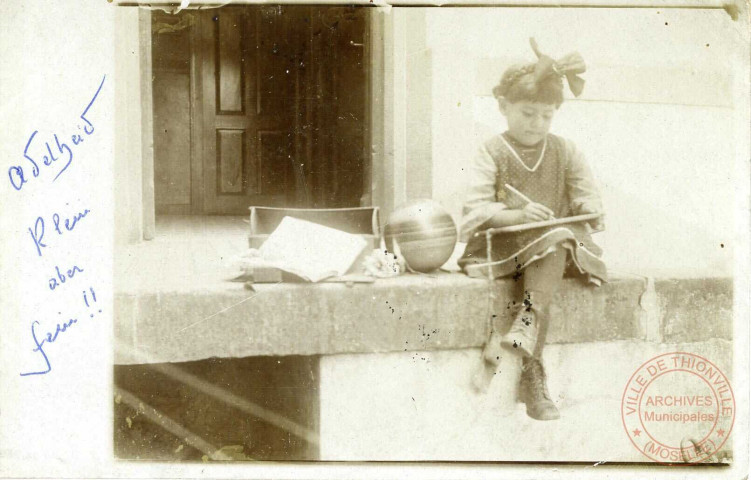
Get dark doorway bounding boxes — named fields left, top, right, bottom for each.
left=151, top=6, right=371, bottom=215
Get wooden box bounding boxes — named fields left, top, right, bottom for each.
left=246, top=207, right=381, bottom=282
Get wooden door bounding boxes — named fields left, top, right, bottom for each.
left=307, top=7, right=370, bottom=209
left=188, top=6, right=369, bottom=214
left=199, top=7, right=302, bottom=214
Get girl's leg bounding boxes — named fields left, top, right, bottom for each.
left=518, top=246, right=568, bottom=421
left=522, top=246, right=567, bottom=357
left=501, top=246, right=567, bottom=357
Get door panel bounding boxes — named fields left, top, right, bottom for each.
left=217, top=129, right=245, bottom=194
left=216, top=14, right=244, bottom=113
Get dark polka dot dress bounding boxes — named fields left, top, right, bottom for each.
left=459, top=132, right=607, bottom=285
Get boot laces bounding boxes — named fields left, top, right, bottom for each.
left=523, top=358, right=552, bottom=401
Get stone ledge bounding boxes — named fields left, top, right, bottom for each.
left=656, top=278, right=733, bottom=343
left=114, top=273, right=732, bottom=365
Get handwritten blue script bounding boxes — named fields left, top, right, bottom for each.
left=7, top=75, right=106, bottom=191
left=28, top=206, right=91, bottom=257
left=20, top=287, right=100, bottom=376
left=49, top=264, right=85, bottom=291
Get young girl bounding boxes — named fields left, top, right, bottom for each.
left=459, top=39, right=607, bottom=421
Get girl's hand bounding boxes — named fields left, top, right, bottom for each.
left=586, top=213, right=605, bottom=232
left=520, top=202, right=555, bottom=223
left=578, top=204, right=605, bottom=231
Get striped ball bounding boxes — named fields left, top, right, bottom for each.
left=384, top=200, right=457, bottom=273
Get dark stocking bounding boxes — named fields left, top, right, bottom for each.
left=522, top=246, right=567, bottom=358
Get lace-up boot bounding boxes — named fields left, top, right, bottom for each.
left=519, top=356, right=560, bottom=420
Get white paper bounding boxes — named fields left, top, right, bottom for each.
left=259, top=216, right=368, bottom=282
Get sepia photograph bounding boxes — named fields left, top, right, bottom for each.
left=106, top=1, right=746, bottom=468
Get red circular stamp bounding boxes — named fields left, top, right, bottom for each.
left=621, top=352, right=735, bottom=464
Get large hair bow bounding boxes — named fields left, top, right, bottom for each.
left=529, top=38, right=586, bottom=97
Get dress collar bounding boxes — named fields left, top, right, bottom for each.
left=500, top=132, right=548, bottom=173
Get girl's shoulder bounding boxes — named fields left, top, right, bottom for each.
left=547, top=133, right=584, bottom=158
left=547, top=133, right=575, bottom=153
left=481, top=133, right=507, bottom=159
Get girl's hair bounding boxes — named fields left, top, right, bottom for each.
left=492, top=63, right=565, bottom=107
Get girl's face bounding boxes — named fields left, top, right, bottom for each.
left=499, top=99, right=558, bottom=146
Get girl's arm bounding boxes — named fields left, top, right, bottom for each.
left=564, top=140, right=605, bottom=231
left=488, top=204, right=553, bottom=228
left=460, top=144, right=553, bottom=241
left=459, top=144, right=509, bottom=242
